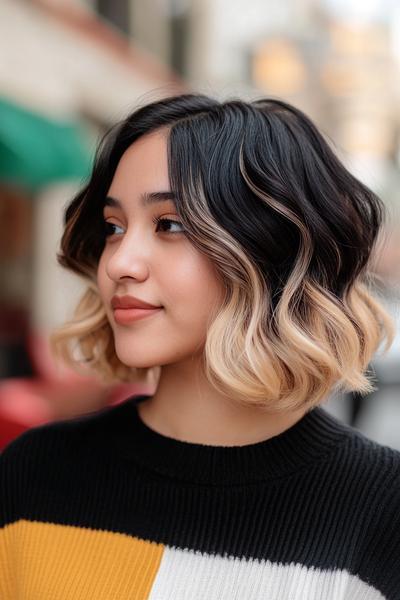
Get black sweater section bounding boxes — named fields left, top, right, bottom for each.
left=1, top=394, right=400, bottom=599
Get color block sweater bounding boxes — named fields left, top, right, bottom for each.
left=1, top=394, right=400, bottom=600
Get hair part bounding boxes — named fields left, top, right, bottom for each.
left=50, top=93, right=395, bottom=413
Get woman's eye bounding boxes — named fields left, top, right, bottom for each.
left=104, top=222, right=124, bottom=237
left=152, top=216, right=185, bottom=234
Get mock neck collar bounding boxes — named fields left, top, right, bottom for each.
left=109, top=395, right=356, bottom=485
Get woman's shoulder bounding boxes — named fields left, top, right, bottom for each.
left=324, top=410, right=400, bottom=489
left=342, top=432, right=400, bottom=595
left=322, top=415, right=400, bottom=536
left=0, top=397, right=134, bottom=471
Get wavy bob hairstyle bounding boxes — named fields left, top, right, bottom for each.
left=50, top=93, right=395, bottom=413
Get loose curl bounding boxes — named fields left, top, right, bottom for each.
left=50, top=93, right=395, bottom=413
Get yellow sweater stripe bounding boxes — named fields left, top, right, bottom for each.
left=0, top=520, right=164, bottom=600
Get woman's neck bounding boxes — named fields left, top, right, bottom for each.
left=137, top=359, right=308, bottom=446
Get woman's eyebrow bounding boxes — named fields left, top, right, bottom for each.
left=103, top=191, right=177, bottom=209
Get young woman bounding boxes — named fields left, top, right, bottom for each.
left=1, top=93, right=399, bottom=599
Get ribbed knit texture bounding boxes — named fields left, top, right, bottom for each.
left=1, top=394, right=400, bottom=599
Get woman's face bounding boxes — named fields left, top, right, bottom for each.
left=97, top=129, right=225, bottom=369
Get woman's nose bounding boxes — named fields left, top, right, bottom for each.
left=105, top=236, right=151, bottom=282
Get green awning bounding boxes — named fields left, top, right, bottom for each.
left=0, top=96, right=92, bottom=192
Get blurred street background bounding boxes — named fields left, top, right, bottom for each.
left=0, top=0, right=399, bottom=450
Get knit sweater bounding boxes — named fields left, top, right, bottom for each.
left=1, top=394, right=400, bottom=600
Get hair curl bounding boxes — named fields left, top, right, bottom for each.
left=50, top=93, right=395, bottom=413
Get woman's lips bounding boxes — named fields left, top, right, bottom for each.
left=113, top=307, right=163, bottom=325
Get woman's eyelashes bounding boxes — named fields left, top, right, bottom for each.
left=152, top=215, right=186, bottom=234
left=102, top=216, right=185, bottom=238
